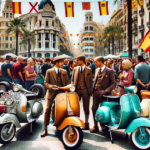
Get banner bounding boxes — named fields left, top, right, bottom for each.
left=98, top=1, right=109, bottom=16
left=12, top=2, right=22, bottom=14
left=64, top=2, right=74, bottom=17
left=132, top=0, right=138, bottom=9
left=82, top=2, right=91, bottom=10
left=117, top=1, right=126, bottom=9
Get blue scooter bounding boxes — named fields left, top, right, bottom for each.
left=95, top=85, right=150, bottom=150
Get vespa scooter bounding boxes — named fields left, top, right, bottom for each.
left=0, top=83, right=45, bottom=144
left=50, top=84, right=85, bottom=150
left=96, top=85, right=150, bottom=150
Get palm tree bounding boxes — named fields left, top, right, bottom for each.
left=102, top=26, right=123, bottom=55
left=114, top=0, right=139, bottom=58
left=7, top=18, right=26, bottom=56
left=20, top=30, right=36, bottom=57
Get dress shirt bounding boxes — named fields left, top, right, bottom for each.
left=99, top=65, right=105, bottom=73
left=54, top=66, right=61, bottom=74
left=79, top=65, right=85, bottom=72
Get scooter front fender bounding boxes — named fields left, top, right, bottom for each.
left=125, top=118, right=150, bottom=133
left=57, top=117, right=85, bottom=130
left=0, top=113, right=21, bottom=128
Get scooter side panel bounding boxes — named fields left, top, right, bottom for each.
left=118, top=94, right=133, bottom=129
left=68, top=93, right=80, bottom=117
left=54, top=93, right=67, bottom=126
left=125, top=118, right=150, bottom=133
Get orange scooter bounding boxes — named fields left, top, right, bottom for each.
left=50, top=84, right=85, bottom=150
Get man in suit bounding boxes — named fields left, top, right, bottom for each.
left=90, top=56, right=116, bottom=133
left=71, top=55, right=93, bottom=130
left=41, top=56, right=70, bottom=137
left=63, top=59, right=71, bottom=81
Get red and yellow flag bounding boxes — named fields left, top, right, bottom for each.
left=139, top=30, right=150, bottom=53
left=12, top=2, right=22, bottom=14
left=64, top=2, right=74, bottom=17
left=98, top=1, right=109, bottom=16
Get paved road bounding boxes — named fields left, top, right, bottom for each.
left=0, top=97, right=137, bottom=150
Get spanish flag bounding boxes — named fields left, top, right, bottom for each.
left=139, top=30, right=150, bottom=53
left=98, top=1, right=109, bottom=16
left=64, top=2, right=74, bottom=17
left=12, top=2, right=22, bottom=14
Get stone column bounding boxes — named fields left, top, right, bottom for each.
left=43, top=32, right=45, bottom=49
left=49, top=32, right=51, bottom=49
left=51, top=33, right=53, bottom=49
left=41, top=33, right=43, bottom=48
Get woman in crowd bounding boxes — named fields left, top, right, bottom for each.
left=112, top=59, right=133, bottom=96
left=24, top=58, right=37, bottom=90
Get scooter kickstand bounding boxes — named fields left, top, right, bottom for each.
left=109, top=128, right=113, bottom=143
left=30, top=122, right=32, bottom=135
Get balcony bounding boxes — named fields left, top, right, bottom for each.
left=139, top=25, right=145, bottom=31
left=45, top=38, right=49, bottom=41
left=132, top=27, right=138, bottom=33
left=147, top=1, right=150, bottom=9
left=147, top=21, right=150, bottom=28
left=139, top=8, right=144, bottom=16
left=132, top=17, right=137, bottom=23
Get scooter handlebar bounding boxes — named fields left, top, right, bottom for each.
left=118, top=85, right=124, bottom=89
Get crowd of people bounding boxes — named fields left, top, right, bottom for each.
left=0, top=54, right=150, bottom=135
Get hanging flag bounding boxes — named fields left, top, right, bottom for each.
left=64, top=2, right=74, bottom=17
left=139, top=30, right=150, bottom=53
left=29, top=2, right=38, bottom=13
left=132, top=0, right=138, bottom=9
left=12, top=2, right=22, bottom=14
left=82, top=2, right=91, bottom=10
left=98, top=1, right=109, bottom=16
left=117, top=1, right=126, bottom=9
left=139, top=0, right=144, bottom=6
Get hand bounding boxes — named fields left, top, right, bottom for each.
left=145, top=85, right=149, bottom=89
left=52, top=88, right=59, bottom=90
left=22, top=79, right=24, bottom=83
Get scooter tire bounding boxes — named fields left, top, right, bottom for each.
left=100, top=123, right=109, bottom=132
left=61, top=126, right=83, bottom=150
left=0, top=123, right=16, bottom=144
left=130, top=127, right=150, bottom=150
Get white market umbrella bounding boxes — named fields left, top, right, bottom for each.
left=58, top=54, right=72, bottom=59
left=105, top=54, right=116, bottom=59
left=2, top=53, right=17, bottom=59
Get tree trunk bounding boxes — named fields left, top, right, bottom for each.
left=28, top=40, right=30, bottom=57
left=108, top=37, right=110, bottom=54
left=16, top=31, right=18, bottom=55
left=127, top=0, right=132, bottom=58
left=112, top=36, right=114, bottom=55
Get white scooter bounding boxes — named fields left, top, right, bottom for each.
left=0, top=83, right=45, bottom=144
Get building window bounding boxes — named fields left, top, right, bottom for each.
left=37, top=53, right=42, bottom=57
left=85, top=49, right=88, bottom=52
left=6, top=22, right=8, bottom=26
left=85, top=27, right=88, bottom=31
left=39, top=21, right=42, bottom=26
left=10, top=37, right=12, bottom=41
left=141, top=19, right=143, bottom=25
left=90, top=49, right=93, bottom=52
left=39, top=43, right=41, bottom=48
left=89, top=17, right=91, bottom=21
left=85, top=38, right=88, bottom=41
left=90, top=26, right=93, bottom=31
left=10, top=13, right=12, bottom=18
left=10, top=44, right=12, bottom=48
left=90, top=38, right=93, bottom=41
left=7, top=6, right=9, bottom=10
left=6, top=36, right=8, bottom=40
left=45, top=53, right=50, bottom=57
left=4, top=13, right=5, bottom=18
left=53, top=43, right=55, bottom=48
left=45, top=33, right=49, bottom=40
left=45, top=42, right=49, bottom=48
left=6, top=43, right=8, bottom=48
left=38, top=33, right=41, bottom=39
left=90, top=55, right=93, bottom=57
left=86, top=17, right=88, bottom=21
left=85, top=55, right=88, bottom=57
left=46, top=21, right=49, bottom=27
left=52, top=21, right=54, bottom=27
left=6, top=13, right=9, bottom=18
left=53, top=53, right=56, bottom=57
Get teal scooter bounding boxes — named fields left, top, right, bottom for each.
left=95, top=85, right=150, bottom=150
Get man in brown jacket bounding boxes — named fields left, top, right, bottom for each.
left=71, top=55, right=93, bottom=130
left=41, top=56, right=70, bottom=137
left=90, top=56, right=116, bottom=133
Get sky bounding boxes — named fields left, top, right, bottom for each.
left=0, top=0, right=117, bottom=44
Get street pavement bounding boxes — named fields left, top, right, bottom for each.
left=0, top=97, right=137, bottom=150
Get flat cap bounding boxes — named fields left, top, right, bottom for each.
left=6, top=55, right=12, bottom=60
left=53, top=56, right=64, bottom=62
left=76, top=55, right=85, bottom=60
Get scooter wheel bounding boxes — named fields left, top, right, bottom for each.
left=0, top=123, right=16, bottom=144
left=100, top=123, right=109, bottom=132
left=131, top=127, right=150, bottom=150
left=61, top=126, right=83, bottom=150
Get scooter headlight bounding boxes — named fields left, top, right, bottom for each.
left=13, top=84, right=19, bottom=92
left=134, top=86, right=138, bottom=94
left=0, top=96, right=6, bottom=105
left=6, top=97, right=13, bottom=105
left=70, top=84, right=75, bottom=92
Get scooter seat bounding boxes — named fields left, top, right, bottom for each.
left=141, top=90, right=150, bottom=99
left=102, top=95, right=120, bottom=102
left=26, top=93, right=38, bottom=100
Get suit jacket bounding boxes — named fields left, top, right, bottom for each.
left=63, top=64, right=70, bottom=79
left=44, top=68, right=70, bottom=99
left=93, top=67, right=116, bottom=93
left=71, top=66, right=93, bottom=96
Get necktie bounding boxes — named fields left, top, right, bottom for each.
left=58, top=69, right=60, bottom=75
left=99, top=69, right=101, bottom=74
left=81, top=67, right=82, bottom=73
